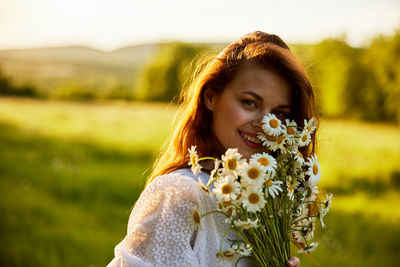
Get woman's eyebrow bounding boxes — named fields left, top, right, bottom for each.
left=242, top=91, right=263, bottom=102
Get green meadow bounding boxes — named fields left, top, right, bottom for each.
left=0, top=98, right=399, bottom=267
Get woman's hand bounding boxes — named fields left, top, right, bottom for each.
left=286, top=257, right=300, bottom=267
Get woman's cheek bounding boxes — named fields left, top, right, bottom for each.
left=224, top=102, right=246, bottom=123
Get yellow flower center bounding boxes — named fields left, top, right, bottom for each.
left=266, top=180, right=273, bottom=187
left=223, top=251, right=235, bottom=257
left=248, top=168, right=260, bottom=179
left=277, top=135, right=285, bottom=144
left=258, top=157, right=269, bottom=166
left=221, top=184, right=232, bottom=194
left=307, top=125, right=312, bottom=132
left=302, top=133, right=308, bottom=142
left=248, top=193, right=260, bottom=204
left=287, top=127, right=295, bottom=135
left=313, top=164, right=318, bottom=175
left=193, top=211, right=200, bottom=224
left=266, top=134, right=276, bottom=141
left=288, top=183, right=293, bottom=192
left=269, top=119, right=279, bottom=128
left=190, top=155, right=197, bottom=165
left=226, top=159, right=237, bottom=170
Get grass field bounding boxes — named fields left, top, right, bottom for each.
left=0, top=98, right=399, bottom=267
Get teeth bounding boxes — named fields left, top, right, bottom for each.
left=241, top=132, right=262, bottom=144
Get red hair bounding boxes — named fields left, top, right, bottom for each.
left=147, top=31, right=319, bottom=185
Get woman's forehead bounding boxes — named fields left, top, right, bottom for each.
left=226, top=65, right=292, bottom=104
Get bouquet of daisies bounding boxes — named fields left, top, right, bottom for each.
left=188, top=114, right=332, bottom=267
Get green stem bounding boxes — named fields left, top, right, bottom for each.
left=201, top=210, right=227, bottom=218
left=198, top=156, right=217, bottom=161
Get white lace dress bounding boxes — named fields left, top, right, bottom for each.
left=107, top=168, right=253, bottom=267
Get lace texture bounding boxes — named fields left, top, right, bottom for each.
left=108, top=169, right=253, bottom=267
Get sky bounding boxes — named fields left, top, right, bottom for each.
left=1, top=0, right=399, bottom=51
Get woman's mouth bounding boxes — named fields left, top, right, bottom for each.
left=238, top=130, right=263, bottom=149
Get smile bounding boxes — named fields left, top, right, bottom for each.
left=239, top=131, right=262, bottom=146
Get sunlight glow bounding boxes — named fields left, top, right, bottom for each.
left=1, top=0, right=399, bottom=50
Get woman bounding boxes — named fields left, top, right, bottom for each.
left=108, top=31, right=317, bottom=267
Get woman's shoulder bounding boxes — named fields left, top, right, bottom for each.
left=146, top=168, right=210, bottom=193
left=128, top=169, right=211, bottom=229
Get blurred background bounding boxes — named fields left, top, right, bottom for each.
left=1, top=0, right=399, bottom=266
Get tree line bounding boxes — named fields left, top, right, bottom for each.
left=309, top=31, right=400, bottom=123
left=1, top=30, right=399, bottom=123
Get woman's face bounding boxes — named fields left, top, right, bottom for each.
left=204, top=64, right=292, bottom=159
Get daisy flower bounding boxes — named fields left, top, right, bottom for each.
left=320, top=193, right=333, bottom=228
left=233, top=218, right=259, bottom=229
left=285, top=119, right=299, bottom=146
left=262, top=113, right=285, bottom=136
left=189, top=206, right=201, bottom=229
left=240, top=160, right=267, bottom=186
left=221, top=148, right=246, bottom=177
left=293, top=150, right=305, bottom=166
left=324, top=193, right=333, bottom=211
left=197, top=177, right=210, bottom=195
left=213, top=175, right=241, bottom=202
left=305, top=154, right=321, bottom=185
left=293, top=177, right=303, bottom=192
left=250, top=152, right=277, bottom=172
left=220, top=202, right=237, bottom=218
left=241, top=187, right=266, bottom=213
left=287, top=181, right=294, bottom=200
left=237, top=243, right=252, bottom=256
left=292, top=229, right=304, bottom=244
left=304, top=117, right=316, bottom=135
left=295, top=203, right=308, bottom=219
left=257, top=132, right=277, bottom=149
left=209, top=158, right=221, bottom=180
left=292, top=218, right=315, bottom=243
left=265, top=179, right=283, bottom=198
left=188, top=145, right=202, bottom=175
left=298, top=130, right=311, bottom=147
left=268, top=134, right=287, bottom=152
left=297, top=169, right=306, bottom=180
left=297, top=242, right=319, bottom=254
left=286, top=143, right=299, bottom=153
left=217, top=249, right=238, bottom=259
left=304, top=184, right=319, bottom=201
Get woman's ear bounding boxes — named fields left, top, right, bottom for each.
left=204, top=88, right=217, bottom=111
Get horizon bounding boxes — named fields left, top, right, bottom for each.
left=0, top=39, right=352, bottom=53
left=0, top=32, right=396, bottom=53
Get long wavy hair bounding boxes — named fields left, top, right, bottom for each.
left=146, top=31, right=319, bottom=185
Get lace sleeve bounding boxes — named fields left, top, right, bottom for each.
left=107, top=171, right=213, bottom=267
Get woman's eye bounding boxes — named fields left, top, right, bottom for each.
left=241, top=99, right=257, bottom=109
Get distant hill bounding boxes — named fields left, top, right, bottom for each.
left=0, top=43, right=227, bottom=96
left=0, top=44, right=161, bottom=91
left=0, top=44, right=160, bottom=68
left=0, top=42, right=312, bottom=99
